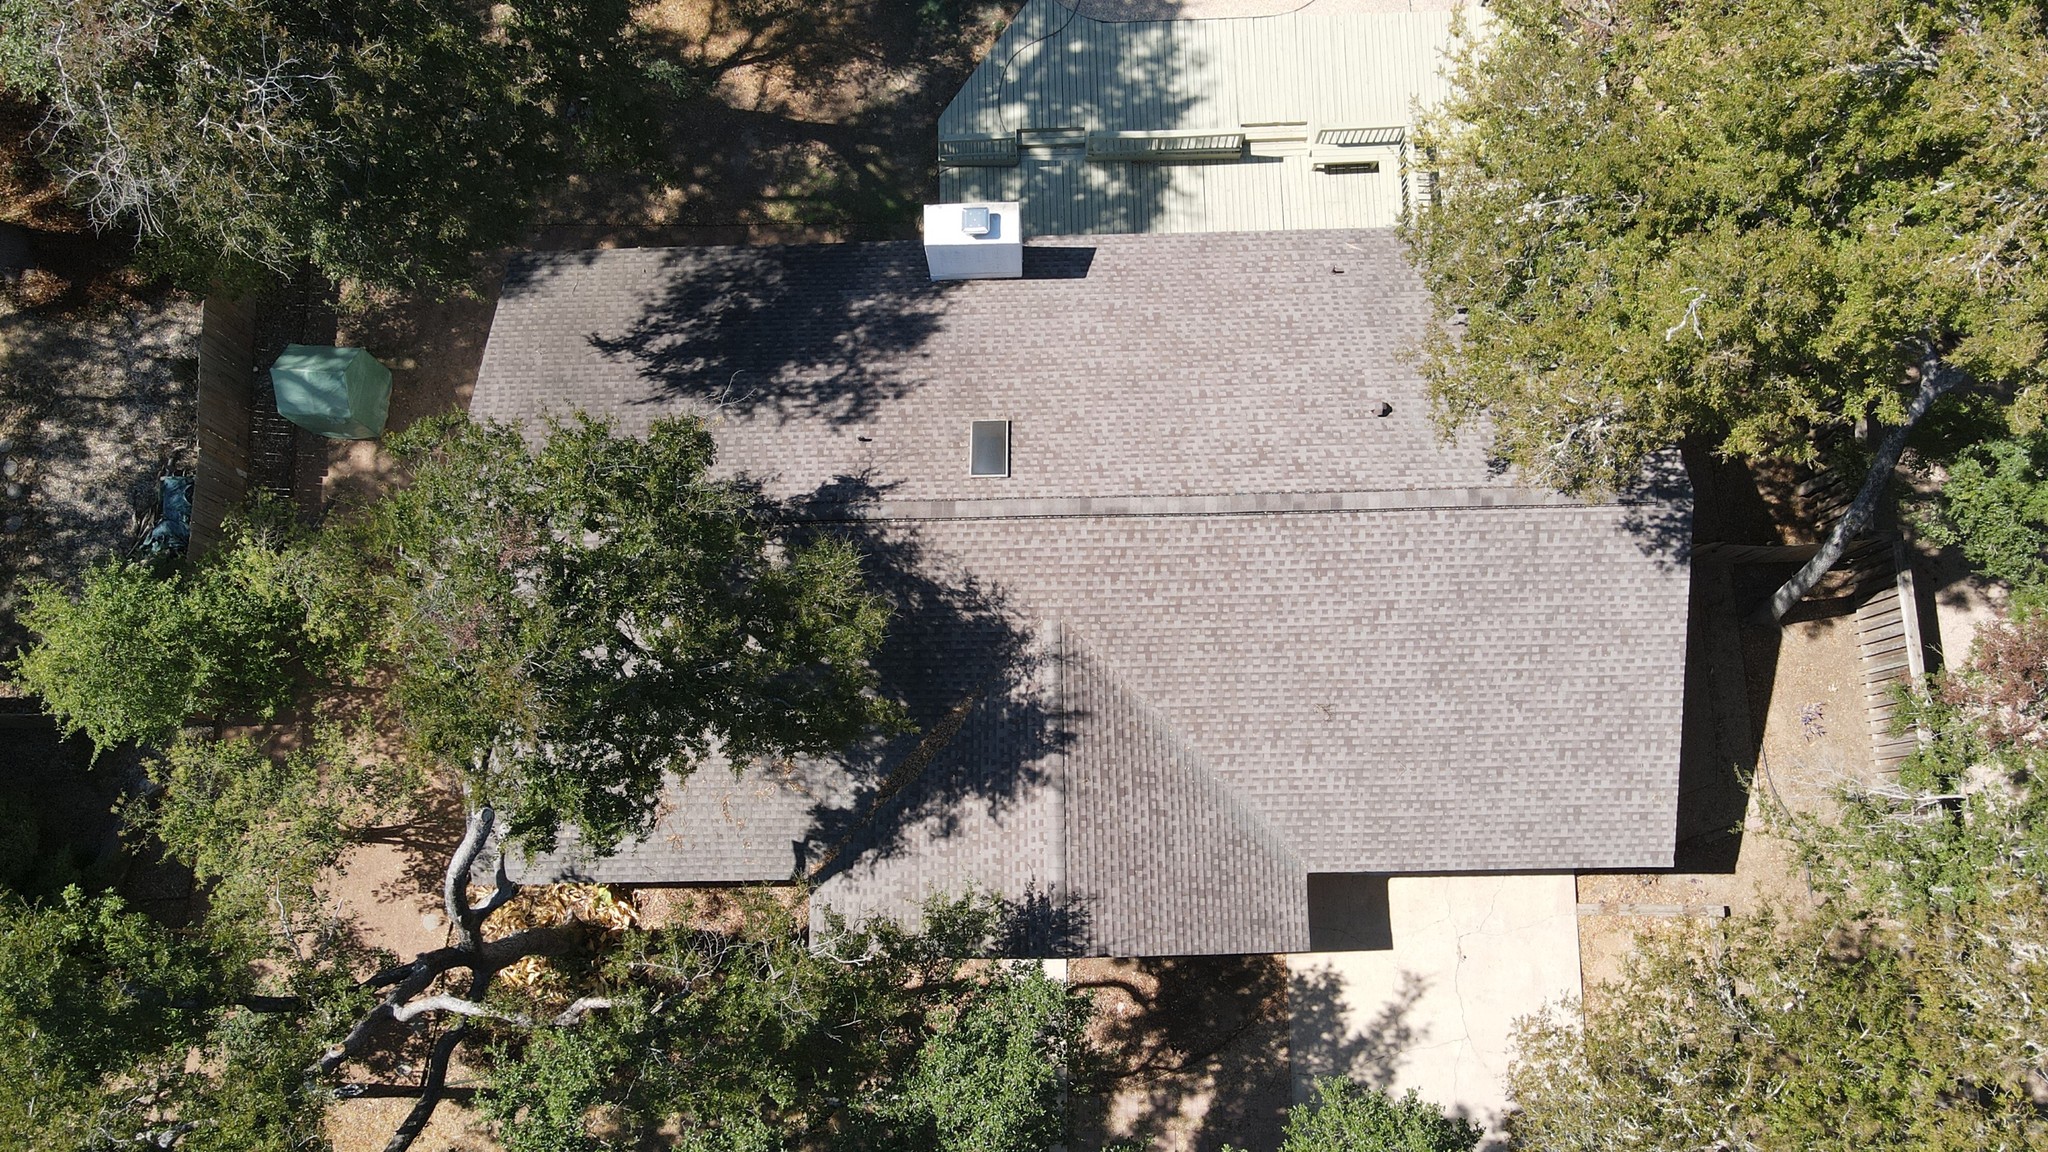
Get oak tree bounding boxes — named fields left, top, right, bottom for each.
left=7, top=413, right=910, bottom=1150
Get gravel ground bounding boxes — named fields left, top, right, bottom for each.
left=0, top=290, right=199, bottom=655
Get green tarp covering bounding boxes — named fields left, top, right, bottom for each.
left=269, top=344, right=392, bottom=440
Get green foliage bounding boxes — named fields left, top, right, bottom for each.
left=12, top=558, right=196, bottom=751
left=0, top=0, right=666, bottom=291
left=355, top=414, right=903, bottom=853
left=0, top=886, right=340, bottom=1151
left=1919, top=434, right=2048, bottom=610
left=1793, top=611, right=2048, bottom=915
left=1512, top=626, right=2048, bottom=1152
left=479, top=896, right=1092, bottom=1152
left=10, top=510, right=361, bottom=751
left=130, top=730, right=413, bottom=932
left=1268, top=1079, right=1481, bottom=1152
left=885, top=973, right=1083, bottom=1152
left=1509, top=887, right=2048, bottom=1151
left=1405, top=0, right=2048, bottom=491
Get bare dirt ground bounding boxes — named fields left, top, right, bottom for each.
left=1577, top=454, right=1888, bottom=990
left=0, top=100, right=198, bottom=658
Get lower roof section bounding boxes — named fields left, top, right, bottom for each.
left=509, top=498, right=1689, bottom=958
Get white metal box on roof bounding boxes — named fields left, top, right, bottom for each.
left=922, top=202, right=1023, bottom=280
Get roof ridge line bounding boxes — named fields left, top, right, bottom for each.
left=793, top=486, right=1612, bottom=524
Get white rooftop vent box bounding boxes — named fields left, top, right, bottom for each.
left=923, top=202, right=1022, bottom=281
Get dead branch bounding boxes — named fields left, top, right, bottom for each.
left=444, top=804, right=499, bottom=954
left=381, top=1023, right=468, bottom=1152
left=313, top=926, right=580, bottom=1076
left=389, top=995, right=531, bottom=1026
left=1763, top=354, right=1968, bottom=622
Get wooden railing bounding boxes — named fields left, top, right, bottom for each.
left=191, top=296, right=255, bottom=556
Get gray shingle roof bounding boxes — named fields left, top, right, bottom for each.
left=472, top=229, right=1691, bottom=957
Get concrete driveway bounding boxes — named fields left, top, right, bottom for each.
left=1286, top=874, right=1581, bottom=1144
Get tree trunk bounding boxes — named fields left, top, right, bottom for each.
left=379, top=1024, right=469, bottom=1152
left=381, top=963, right=492, bottom=1152
left=324, top=799, right=537, bottom=1151
left=1762, top=357, right=1965, bottom=623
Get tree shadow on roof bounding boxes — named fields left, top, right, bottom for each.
left=579, top=244, right=958, bottom=426
left=942, top=0, right=1210, bottom=238
left=1616, top=448, right=1695, bottom=570
left=789, top=475, right=1079, bottom=888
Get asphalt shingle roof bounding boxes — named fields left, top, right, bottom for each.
left=472, top=229, right=1691, bottom=957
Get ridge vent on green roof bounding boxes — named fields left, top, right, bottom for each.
left=1085, top=130, right=1246, bottom=163
left=1317, top=126, right=1406, bottom=147
left=938, top=132, right=1021, bottom=167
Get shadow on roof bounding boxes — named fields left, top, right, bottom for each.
left=942, top=0, right=1209, bottom=237
left=1618, top=449, right=1696, bottom=570
left=787, top=474, right=1080, bottom=884
left=585, top=245, right=956, bottom=426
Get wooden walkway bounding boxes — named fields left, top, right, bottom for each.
left=1847, top=536, right=1930, bottom=772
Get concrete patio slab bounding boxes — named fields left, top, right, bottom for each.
left=1287, top=874, right=1580, bottom=1145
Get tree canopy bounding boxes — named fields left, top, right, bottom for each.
left=4, top=413, right=934, bottom=1151
left=1505, top=612, right=2048, bottom=1150
left=10, top=507, right=360, bottom=750
left=1405, top=0, right=2048, bottom=492
left=354, top=414, right=903, bottom=853
left=1256, top=1079, right=1482, bottom=1152
left=0, top=887, right=352, bottom=1152
left=0, top=0, right=665, bottom=290
left=478, top=896, right=1092, bottom=1152
left=1918, top=429, right=2048, bottom=612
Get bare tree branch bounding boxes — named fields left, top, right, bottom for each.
left=1763, top=355, right=1968, bottom=622
left=313, top=926, right=580, bottom=1076
left=552, top=997, right=617, bottom=1026
left=444, top=805, right=490, bottom=951
left=389, top=995, right=532, bottom=1026
left=387, top=994, right=617, bottom=1028
left=381, top=1023, right=468, bottom=1152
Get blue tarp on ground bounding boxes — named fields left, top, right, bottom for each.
left=134, top=474, right=191, bottom=561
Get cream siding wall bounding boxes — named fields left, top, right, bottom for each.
left=938, top=0, right=1465, bottom=235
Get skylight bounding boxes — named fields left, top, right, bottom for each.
left=970, top=420, right=1010, bottom=477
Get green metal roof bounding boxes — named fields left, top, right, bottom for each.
left=938, top=0, right=1465, bottom=235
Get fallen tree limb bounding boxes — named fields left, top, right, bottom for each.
left=1762, top=354, right=1966, bottom=622
left=314, top=926, right=581, bottom=1076
left=388, top=993, right=617, bottom=1028
left=381, top=1022, right=470, bottom=1152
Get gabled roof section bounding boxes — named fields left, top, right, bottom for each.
left=472, top=231, right=1507, bottom=502
left=1059, top=634, right=1311, bottom=956
left=470, top=228, right=1693, bottom=958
